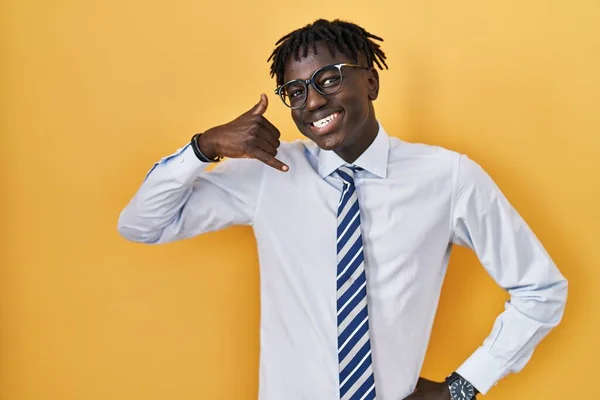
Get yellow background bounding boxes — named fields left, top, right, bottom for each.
left=2, top=0, right=598, bottom=399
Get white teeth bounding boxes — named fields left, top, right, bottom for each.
left=312, top=112, right=339, bottom=128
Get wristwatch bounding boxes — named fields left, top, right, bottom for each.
left=446, top=372, right=478, bottom=400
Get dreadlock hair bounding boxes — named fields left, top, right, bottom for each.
left=268, top=19, right=388, bottom=87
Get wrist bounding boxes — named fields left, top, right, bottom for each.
left=446, top=372, right=477, bottom=400
left=196, top=130, right=219, bottom=160
left=191, top=133, right=222, bottom=163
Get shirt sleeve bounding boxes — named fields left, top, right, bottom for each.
left=117, top=143, right=266, bottom=244
left=450, top=155, right=568, bottom=395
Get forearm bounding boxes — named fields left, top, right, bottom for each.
left=457, top=274, right=568, bottom=394
left=118, top=144, right=209, bottom=243
left=118, top=141, right=264, bottom=244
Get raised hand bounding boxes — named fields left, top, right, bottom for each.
left=197, top=94, right=289, bottom=172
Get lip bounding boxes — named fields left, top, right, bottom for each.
left=305, top=109, right=343, bottom=125
left=305, top=110, right=344, bottom=136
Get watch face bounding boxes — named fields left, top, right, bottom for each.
left=450, top=379, right=475, bottom=400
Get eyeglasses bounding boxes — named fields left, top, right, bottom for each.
left=274, top=63, right=369, bottom=109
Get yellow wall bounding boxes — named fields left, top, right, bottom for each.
left=2, top=0, right=598, bottom=399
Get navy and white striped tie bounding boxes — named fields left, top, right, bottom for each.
left=335, top=165, right=376, bottom=400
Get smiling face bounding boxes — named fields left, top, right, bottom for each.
left=282, top=41, right=380, bottom=163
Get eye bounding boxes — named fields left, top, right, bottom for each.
left=289, top=88, right=305, bottom=98
left=283, top=82, right=305, bottom=99
left=321, top=75, right=340, bottom=87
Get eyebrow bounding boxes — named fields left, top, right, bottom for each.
left=284, top=62, right=342, bottom=83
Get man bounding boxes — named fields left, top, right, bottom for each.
left=118, top=19, right=567, bottom=400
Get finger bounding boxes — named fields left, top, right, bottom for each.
left=257, top=137, right=277, bottom=157
left=252, top=148, right=289, bottom=172
left=257, top=119, right=281, bottom=149
left=257, top=115, right=281, bottom=139
left=247, top=93, right=268, bottom=116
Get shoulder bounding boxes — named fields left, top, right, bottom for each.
left=388, top=138, right=493, bottom=185
left=387, top=137, right=465, bottom=181
left=389, top=137, right=462, bottom=163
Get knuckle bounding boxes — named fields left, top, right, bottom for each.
left=242, top=140, right=255, bottom=155
left=248, top=123, right=260, bottom=135
left=261, top=153, right=272, bottom=163
left=247, top=136, right=259, bottom=147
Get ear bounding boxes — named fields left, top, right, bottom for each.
left=366, top=68, right=379, bottom=101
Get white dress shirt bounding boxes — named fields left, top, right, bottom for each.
left=118, top=123, right=567, bottom=399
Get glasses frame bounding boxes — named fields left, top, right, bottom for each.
left=274, top=63, right=369, bottom=109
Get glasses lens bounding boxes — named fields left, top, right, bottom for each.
left=314, top=65, right=343, bottom=95
left=280, top=81, right=306, bottom=108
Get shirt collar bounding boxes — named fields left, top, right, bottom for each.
left=317, top=121, right=390, bottom=179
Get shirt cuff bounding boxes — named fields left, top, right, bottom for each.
left=456, top=347, right=508, bottom=395
left=166, top=144, right=214, bottom=184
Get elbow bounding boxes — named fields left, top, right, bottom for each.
left=543, top=276, right=568, bottom=328
left=554, top=277, right=569, bottom=325
left=510, top=275, right=569, bottom=328
left=117, top=212, right=162, bottom=244
left=117, top=225, right=157, bottom=244
left=540, top=276, right=569, bottom=328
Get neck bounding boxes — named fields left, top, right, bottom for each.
left=334, top=117, right=379, bottom=163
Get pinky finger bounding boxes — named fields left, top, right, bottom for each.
left=253, top=148, right=289, bottom=172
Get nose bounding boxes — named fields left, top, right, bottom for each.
left=305, top=84, right=328, bottom=111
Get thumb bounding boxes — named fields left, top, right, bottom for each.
left=250, top=93, right=268, bottom=115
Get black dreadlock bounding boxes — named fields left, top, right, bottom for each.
left=268, top=19, right=388, bottom=87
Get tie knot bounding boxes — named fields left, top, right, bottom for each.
left=336, top=165, right=362, bottom=186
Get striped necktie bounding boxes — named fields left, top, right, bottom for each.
left=335, top=165, right=376, bottom=400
